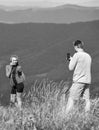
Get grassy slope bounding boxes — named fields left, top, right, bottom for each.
left=0, top=80, right=99, bottom=130
left=0, top=21, right=99, bottom=105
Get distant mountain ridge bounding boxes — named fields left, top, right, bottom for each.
left=0, top=4, right=99, bottom=23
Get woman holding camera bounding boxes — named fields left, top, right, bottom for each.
left=6, top=55, right=25, bottom=109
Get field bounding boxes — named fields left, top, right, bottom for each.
left=0, top=21, right=99, bottom=129
left=0, top=3, right=99, bottom=129
left=0, top=79, right=99, bottom=130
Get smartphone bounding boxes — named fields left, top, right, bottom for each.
left=66, top=53, right=71, bottom=61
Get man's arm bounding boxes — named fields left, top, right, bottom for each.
left=69, top=53, right=78, bottom=71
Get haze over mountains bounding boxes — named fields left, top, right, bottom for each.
left=0, top=20, right=99, bottom=105
left=82, top=0, right=99, bottom=7
left=0, top=4, right=99, bottom=23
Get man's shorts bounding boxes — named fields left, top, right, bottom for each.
left=11, top=83, right=24, bottom=94
left=69, top=83, right=90, bottom=100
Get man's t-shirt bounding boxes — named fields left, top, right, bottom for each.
left=69, top=50, right=92, bottom=84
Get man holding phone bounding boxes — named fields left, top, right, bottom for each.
left=66, top=40, right=92, bottom=113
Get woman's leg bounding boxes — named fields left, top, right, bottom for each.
left=16, top=83, right=24, bottom=110
left=16, top=92, right=22, bottom=109
left=10, top=94, right=16, bottom=103
left=10, top=86, right=16, bottom=106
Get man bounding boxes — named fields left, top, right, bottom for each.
left=66, top=40, right=92, bottom=113
left=6, top=55, right=25, bottom=109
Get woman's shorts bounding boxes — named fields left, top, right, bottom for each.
left=11, top=83, right=24, bottom=94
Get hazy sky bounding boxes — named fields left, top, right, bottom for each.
left=0, top=0, right=98, bottom=7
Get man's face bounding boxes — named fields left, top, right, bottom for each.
left=74, top=46, right=78, bottom=52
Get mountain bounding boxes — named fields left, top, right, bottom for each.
left=0, top=20, right=99, bottom=105
left=0, top=4, right=99, bottom=23
left=82, top=0, right=99, bottom=7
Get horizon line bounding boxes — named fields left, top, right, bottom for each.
left=0, top=3, right=99, bottom=8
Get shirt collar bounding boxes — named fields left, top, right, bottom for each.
left=77, top=48, right=84, bottom=52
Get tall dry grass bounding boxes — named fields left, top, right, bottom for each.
left=0, top=79, right=99, bottom=130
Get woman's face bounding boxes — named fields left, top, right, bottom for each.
left=11, top=57, right=18, bottom=66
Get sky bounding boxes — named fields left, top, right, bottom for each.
left=0, top=0, right=98, bottom=7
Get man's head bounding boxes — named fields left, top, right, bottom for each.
left=73, top=40, right=84, bottom=52
left=10, top=55, right=19, bottom=66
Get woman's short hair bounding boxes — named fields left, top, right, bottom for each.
left=73, top=40, right=84, bottom=48
left=10, top=55, right=19, bottom=62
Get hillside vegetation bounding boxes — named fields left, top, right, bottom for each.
left=0, top=80, right=99, bottom=130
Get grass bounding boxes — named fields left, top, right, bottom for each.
left=0, top=79, right=99, bottom=130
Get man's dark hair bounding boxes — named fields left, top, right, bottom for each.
left=73, top=40, right=84, bottom=48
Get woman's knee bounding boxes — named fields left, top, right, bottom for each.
left=16, top=92, right=22, bottom=101
left=10, top=94, right=16, bottom=102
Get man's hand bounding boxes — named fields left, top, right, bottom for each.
left=66, top=53, right=72, bottom=61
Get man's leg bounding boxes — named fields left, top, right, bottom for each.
left=66, top=83, right=84, bottom=114
left=83, top=85, right=90, bottom=112
left=66, top=96, right=74, bottom=114
left=66, top=83, right=78, bottom=113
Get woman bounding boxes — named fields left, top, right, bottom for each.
left=6, top=55, right=25, bottom=109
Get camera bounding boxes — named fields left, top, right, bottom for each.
left=18, top=71, right=22, bottom=76
left=66, top=53, right=71, bottom=61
